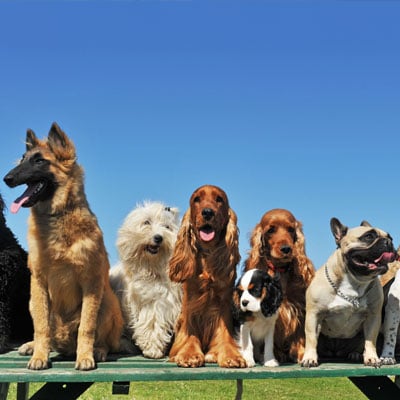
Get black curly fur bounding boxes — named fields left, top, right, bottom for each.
left=0, top=193, right=33, bottom=352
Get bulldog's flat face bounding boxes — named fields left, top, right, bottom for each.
left=331, top=218, right=396, bottom=277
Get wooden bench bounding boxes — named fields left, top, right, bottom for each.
left=1, top=349, right=400, bottom=400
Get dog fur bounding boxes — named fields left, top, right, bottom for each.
left=3, top=123, right=123, bottom=370
left=379, top=251, right=400, bottom=364
left=232, top=269, right=283, bottom=367
left=301, top=218, right=395, bottom=368
left=110, top=201, right=182, bottom=359
left=0, top=193, right=33, bottom=352
left=244, top=208, right=315, bottom=363
left=168, top=184, right=246, bottom=368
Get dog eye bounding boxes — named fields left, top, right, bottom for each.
left=267, top=227, right=275, bottom=234
left=34, top=158, right=46, bottom=164
left=164, top=225, right=171, bottom=230
left=288, top=227, right=295, bottom=233
left=143, top=220, right=151, bottom=226
left=193, top=196, right=200, bottom=203
left=216, top=196, right=224, bottom=203
left=362, top=231, right=377, bottom=241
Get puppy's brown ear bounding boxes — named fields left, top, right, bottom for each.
left=330, top=217, right=348, bottom=245
left=245, top=223, right=263, bottom=270
left=168, top=209, right=197, bottom=282
left=360, top=220, right=372, bottom=227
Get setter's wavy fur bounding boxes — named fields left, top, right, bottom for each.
left=168, top=185, right=246, bottom=368
left=244, top=208, right=315, bottom=363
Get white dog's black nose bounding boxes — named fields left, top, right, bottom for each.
left=241, top=299, right=249, bottom=307
left=202, top=208, right=214, bottom=221
left=153, top=234, right=163, bottom=244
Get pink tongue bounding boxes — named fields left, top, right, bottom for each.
left=200, top=230, right=215, bottom=242
left=10, top=197, right=29, bottom=214
left=375, top=252, right=396, bottom=263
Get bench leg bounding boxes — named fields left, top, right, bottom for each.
left=349, top=376, right=400, bottom=399
left=29, top=382, right=93, bottom=400
left=395, top=375, right=400, bottom=388
left=0, top=383, right=10, bottom=400
left=112, top=381, right=130, bottom=395
left=235, top=379, right=243, bottom=400
left=17, top=383, right=29, bottom=400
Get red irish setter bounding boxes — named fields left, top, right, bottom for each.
left=244, top=208, right=315, bottom=363
left=168, top=185, right=246, bottom=368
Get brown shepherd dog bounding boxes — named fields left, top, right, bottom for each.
left=3, top=123, right=123, bottom=370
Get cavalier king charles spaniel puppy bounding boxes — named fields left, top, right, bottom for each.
left=168, top=184, right=246, bottom=368
left=244, top=208, right=315, bottom=363
left=233, top=269, right=283, bottom=367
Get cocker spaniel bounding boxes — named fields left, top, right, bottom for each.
left=244, top=208, right=315, bottom=363
left=168, top=184, right=246, bottom=368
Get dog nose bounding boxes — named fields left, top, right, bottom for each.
left=241, top=300, right=249, bottom=307
left=280, top=245, right=292, bottom=255
left=153, top=234, right=163, bottom=244
left=3, top=174, right=14, bottom=187
left=202, top=208, right=215, bottom=221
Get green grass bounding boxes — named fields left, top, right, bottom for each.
left=7, top=378, right=367, bottom=399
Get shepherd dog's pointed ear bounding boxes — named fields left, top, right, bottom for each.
left=26, top=129, right=39, bottom=151
left=47, top=122, right=76, bottom=161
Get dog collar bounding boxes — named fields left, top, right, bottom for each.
left=266, top=260, right=287, bottom=273
left=324, top=264, right=360, bottom=308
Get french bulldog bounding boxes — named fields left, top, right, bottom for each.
left=301, top=218, right=396, bottom=368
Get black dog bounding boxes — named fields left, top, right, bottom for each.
left=0, top=193, right=33, bottom=352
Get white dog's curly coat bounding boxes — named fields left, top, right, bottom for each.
left=110, top=201, right=182, bottom=359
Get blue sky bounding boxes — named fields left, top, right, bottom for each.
left=1, top=1, right=399, bottom=273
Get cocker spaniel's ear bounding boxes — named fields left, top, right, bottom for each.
left=294, top=220, right=306, bottom=255
left=168, top=209, right=197, bottom=282
left=293, top=219, right=315, bottom=284
left=245, top=224, right=263, bottom=270
left=225, top=208, right=240, bottom=266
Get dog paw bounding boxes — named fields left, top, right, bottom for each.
left=219, top=355, right=247, bottom=368
left=93, top=347, right=108, bottom=362
left=264, top=358, right=279, bottom=367
left=205, top=352, right=218, bottom=363
left=300, top=358, right=319, bottom=368
left=174, top=353, right=205, bottom=368
left=75, top=355, right=96, bottom=371
left=18, top=341, right=34, bottom=356
left=27, top=357, right=49, bottom=370
left=364, top=356, right=381, bottom=368
left=348, top=351, right=363, bottom=362
left=142, top=348, right=164, bottom=359
left=244, top=357, right=255, bottom=367
left=380, top=357, right=396, bottom=365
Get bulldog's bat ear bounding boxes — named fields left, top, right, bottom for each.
left=330, top=217, right=348, bottom=246
left=360, top=220, right=372, bottom=227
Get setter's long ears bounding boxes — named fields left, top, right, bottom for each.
left=168, top=209, right=197, bottom=282
left=244, top=224, right=263, bottom=270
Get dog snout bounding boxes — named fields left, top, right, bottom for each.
left=3, top=173, right=16, bottom=188
left=202, top=208, right=215, bottom=221
left=241, top=299, right=249, bottom=307
left=153, top=234, right=163, bottom=244
left=280, top=245, right=292, bottom=255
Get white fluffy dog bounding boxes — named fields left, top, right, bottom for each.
left=110, top=201, right=182, bottom=359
